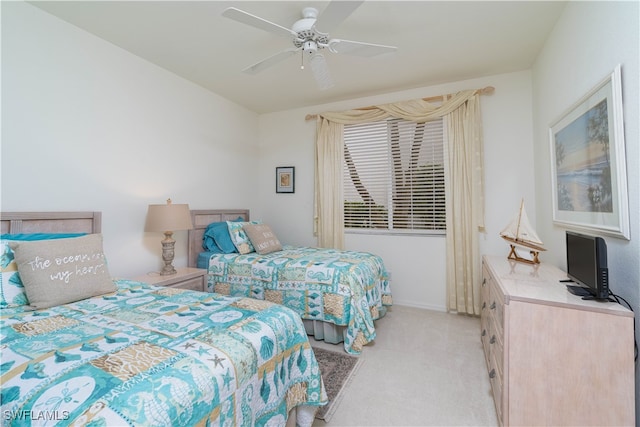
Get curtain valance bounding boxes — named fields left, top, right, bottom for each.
left=317, top=89, right=478, bottom=124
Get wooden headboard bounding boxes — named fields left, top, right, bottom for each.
left=1, top=212, right=102, bottom=234
left=187, top=209, right=249, bottom=268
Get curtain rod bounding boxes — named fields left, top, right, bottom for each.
left=304, top=85, right=495, bottom=121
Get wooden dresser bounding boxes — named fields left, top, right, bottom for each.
left=481, top=255, right=635, bottom=426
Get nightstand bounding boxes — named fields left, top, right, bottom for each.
left=133, top=267, right=207, bottom=292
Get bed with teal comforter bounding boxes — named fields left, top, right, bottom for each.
left=0, top=280, right=326, bottom=426
left=204, top=246, right=393, bottom=355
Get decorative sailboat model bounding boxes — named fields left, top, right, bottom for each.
left=500, top=200, right=546, bottom=264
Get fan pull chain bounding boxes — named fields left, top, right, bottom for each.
left=300, top=50, right=305, bottom=70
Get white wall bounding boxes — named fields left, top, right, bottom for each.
left=258, top=70, right=536, bottom=310
left=531, top=1, right=639, bottom=420
left=1, top=2, right=260, bottom=277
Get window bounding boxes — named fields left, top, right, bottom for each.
left=343, top=117, right=446, bottom=234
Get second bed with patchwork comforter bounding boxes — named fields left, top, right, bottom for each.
left=0, top=280, right=326, bottom=426
left=203, top=246, right=393, bottom=354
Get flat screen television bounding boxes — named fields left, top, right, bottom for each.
left=565, top=231, right=609, bottom=300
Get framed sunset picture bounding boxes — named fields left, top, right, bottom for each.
left=549, top=65, right=629, bottom=239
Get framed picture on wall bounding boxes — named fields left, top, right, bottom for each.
left=549, top=64, right=629, bottom=239
left=276, top=166, right=295, bottom=193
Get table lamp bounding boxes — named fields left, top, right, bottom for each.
left=145, top=199, right=193, bottom=275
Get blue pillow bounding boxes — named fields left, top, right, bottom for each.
left=202, top=231, right=219, bottom=252
left=203, top=218, right=243, bottom=253
left=202, top=231, right=226, bottom=253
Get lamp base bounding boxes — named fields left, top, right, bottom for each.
left=160, top=232, right=177, bottom=276
left=160, top=265, right=177, bottom=276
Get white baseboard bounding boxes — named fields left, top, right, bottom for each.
left=390, top=300, right=447, bottom=312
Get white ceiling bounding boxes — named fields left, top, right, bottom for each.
left=29, top=1, right=567, bottom=114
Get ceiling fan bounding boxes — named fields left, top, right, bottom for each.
left=222, top=1, right=397, bottom=90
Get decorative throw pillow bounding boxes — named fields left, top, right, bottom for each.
left=227, top=220, right=262, bottom=254
left=9, top=234, right=116, bottom=309
left=243, top=223, right=283, bottom=255
left=0, top=234, right=87, bottom=308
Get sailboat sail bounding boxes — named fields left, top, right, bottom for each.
left=500, top=200, right=545, bottom=251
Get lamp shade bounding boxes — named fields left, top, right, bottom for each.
left=145, top=200, right=193, bottom=232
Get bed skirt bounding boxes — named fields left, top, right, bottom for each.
left=303, top=306, right=387, bottom=345
left=303, top=319, right=346, bottom=344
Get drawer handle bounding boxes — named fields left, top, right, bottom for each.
left=489, top=369, right=496, bottom=379
left=490, top=302, right=496, bottom=310
left=482, top=329, right=487, bottom=337
left=490, top=335, right=496, bottom=344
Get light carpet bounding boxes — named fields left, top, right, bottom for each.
left=313, top=346, right=363, bottom=422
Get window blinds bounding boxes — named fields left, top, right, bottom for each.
left=343, top=117, right=446, bottom=233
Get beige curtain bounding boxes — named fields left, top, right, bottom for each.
left=444, top=95, right=485, bottom=315
left=314, top=117, right=345, bottom=249
left=314, top=89, right=485, bottom=314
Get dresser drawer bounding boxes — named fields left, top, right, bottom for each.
left=488, top=280, right=504, bottom=337
left=481, top=266, right=491, bottom=302
left=481, top=317, right=490, bottom=366
left=480, top=285, right=490, bottom=342
left=483, top=317, right=504, bottom=387
left=488, top=315, right=504, bottom=378
left=481, top=267, right=494, bottom=370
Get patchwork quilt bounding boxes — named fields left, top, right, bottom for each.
left=0, top=280, right=326, bottom=426
left=206, top=246, right=393, bottom=354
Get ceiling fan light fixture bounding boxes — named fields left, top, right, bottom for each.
left=303, top=40, right=318, bottom=55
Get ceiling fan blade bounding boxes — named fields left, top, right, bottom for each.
left=309, top=53, right=334, bottom=90
left=328, top=39, right=398, bottom=57
left=314, top=0, right=364, bottom=34
left=222, top=7, right=297, bottom=39
left=242, top=48, right=301, bottom=75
